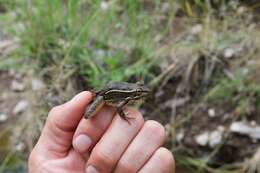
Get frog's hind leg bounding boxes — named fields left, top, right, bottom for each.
left=84, top=96, right=104, bottom=118
left=116, top=99, right=134, bottom=124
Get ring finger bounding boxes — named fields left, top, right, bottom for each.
left=114, top=120, right=166, bottom=173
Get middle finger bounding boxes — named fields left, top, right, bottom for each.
left=86, top=108, right=144, bottom=173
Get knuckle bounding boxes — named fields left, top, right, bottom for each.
left=145, top=120, right=165, bottom=139
left=49, top=105, right=63, bottom=117
left=127, top=108, right=144, bottom=126
left=117, top=160, right=135, bottom=173
left=92, top=148, right=115, bottom=167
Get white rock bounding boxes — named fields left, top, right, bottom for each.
left=161, top=2, right=169, bottom=13
left=217, top=125, right=225, bottom=132
left=251, top=121, right=257, bottom=126
left=209, top=129, right=223, bottom=147
left=176, top=130, right=184, bottom=142
left=100, top=1, right=109, bottom=10
left=13, top=100, right=29, bottom=115
left=208, top=108, right=216, bottom=118
left=230, top=121, right=260, bottom=140
left=11, top=80, right=25, bottom=91
left=0, top=113, right=8, bottom=122
left=31, top=78, right=45, bottom=90
left=191, top=24, right=203, bottom=35
left=224, top=48, right=235, bottom=58
left=195, top=132, right=209, bottom=146
left=15, top=142, right=26, bottom=151
left=237, top=6, right=246, bottom=14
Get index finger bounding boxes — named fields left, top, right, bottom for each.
left=72, top=105, right=116, bottom=153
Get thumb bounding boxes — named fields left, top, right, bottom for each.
left=36, top=91, right=93, bottom=156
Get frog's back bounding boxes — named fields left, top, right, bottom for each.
left=106, top=81, right=138, bottom=91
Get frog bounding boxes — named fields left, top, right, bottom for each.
left=84, top=81, right=150, bottom=122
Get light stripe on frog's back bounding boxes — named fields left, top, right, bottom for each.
left=103, top=89, right=135, bottom=101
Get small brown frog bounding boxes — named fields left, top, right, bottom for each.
left=84, top=81, right=150, bottom=121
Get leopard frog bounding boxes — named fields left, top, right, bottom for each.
left=84, top=81, right=150, bottom=121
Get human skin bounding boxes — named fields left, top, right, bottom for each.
left=28, top=91, right=175, bottom=173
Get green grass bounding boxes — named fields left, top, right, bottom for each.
left=15, top=0, right=165, bottom=88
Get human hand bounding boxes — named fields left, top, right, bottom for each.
left=28, top=91, right=175, bottom=173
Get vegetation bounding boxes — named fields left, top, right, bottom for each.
left=0, top=0, right=259, bottom=172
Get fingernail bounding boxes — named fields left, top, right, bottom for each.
left=86, top=165, right=99, bottom=173
left=73, top=134, right=92, bottom=152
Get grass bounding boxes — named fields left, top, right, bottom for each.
left=1, top=0, right=260, bottom=172
left=15, top=0, right=163, bottom=88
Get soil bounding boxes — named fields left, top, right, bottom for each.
left=141, top=69, right=260, bottom=170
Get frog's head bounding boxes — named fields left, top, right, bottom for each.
left=132, top=82, right=150, bottom=98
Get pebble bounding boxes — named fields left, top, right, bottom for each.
left=15, top=142, right=26, bottom=151
left=31, top=78, right=45, bottom=91
left=230, top=121, right=260, bottom=140
left=209, top=128, right=223, bottom=147
left=208, top=108, right=216, bottom=118
left=11, top=80, right=25, bottom=91
left=161, top=2, right=169, bottom=13
left=224, top=48, right=235, bottom=59
left=176, top=130, right=184, bottom=142
left=191, top=24, right=203, bottom=35
left=195, top=126, right=225, bottom=148
left=195, top=132, right=209, bottom=146
left=13, top=100, right=29, bottom=115
left=100, top=1, right=109, bottom=10
left=0, top=113, right=8, bottom=122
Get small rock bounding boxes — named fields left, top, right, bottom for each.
left=11, top=80, right=25, bottom=91
left=241, top=68, right=249, bottom=76
left=251, top=121, right=257, bottom=126
left=209, top=129, right=223, bottom=147
left=0, top=113, right=8, bottom=122
left=165, top=124, right=172, bottom=138
left=237, top=6, right=247, bottom=14
left=176, top=130, right=184, bottom=142
left=161, top=2, right=169, bottom=13
left=13, top=100, right=29, bottom=115
left=195, top=132, right=209, bottom=146
left=15, top=142, right=26, bottom=151
left=100, top=1, right=109, bottom=10
left=230, top=121, right=260, bottom=140
left=224, top=48, right=235, bottom=59
left=191, top=24, right=203, bottom=35
left=208, top=108, right=216, bottom=118
left=31, top=78, right=45, bottom=91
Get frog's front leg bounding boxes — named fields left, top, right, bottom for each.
left=116, top=98, right=134, bottom=123
left=84, top=95, right=105, bottom=118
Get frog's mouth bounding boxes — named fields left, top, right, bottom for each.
left=135, top=89, right=150, bottom=98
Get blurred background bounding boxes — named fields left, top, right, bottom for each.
left=0, top=0, right=259, bottom=172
